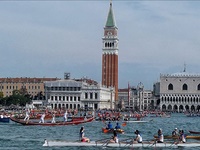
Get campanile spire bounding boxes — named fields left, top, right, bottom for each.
left=102, top=1, right=119, bottom=103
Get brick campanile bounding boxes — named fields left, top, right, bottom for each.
left=102, top=1, right=119, bottom=102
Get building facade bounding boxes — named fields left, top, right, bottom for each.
left=160, top=72, right=200, bottom=112
left=44, top=77, right=115, bottom=110
left=118, top=83, right=154, bottom=111
left=102, top=1, right=119, bottom=102
left=0, top=77, right=58, bottom=98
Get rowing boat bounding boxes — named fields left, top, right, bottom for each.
left=124, top=120, right=149, bottom=123
left=10, top=117, right=94, bottom=126
left=0, top=117, right=10, bottom=123
left=102, top=128, right=124, bottom=134
left=154, top=135, right=200, bottom=140
left=189, top=130, right=200, bottom=134
left=42, top=139, right=200, bottom=148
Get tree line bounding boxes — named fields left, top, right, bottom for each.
left=0, top=88, right=33, bottom=106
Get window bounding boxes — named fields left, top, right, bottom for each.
left=85, top=93, right=88, bottom=99
left=90, top=93, right=93, bottom=99
left=63, top=96, right=65, bottom=101
left=95, top=93, right=98, bottom=99
left=168, top=83, right=173, bottom=90
left=182, top=84, right=188, bottom=90
left=198, top=84, right=200, bottom=90
left=51, top=96, right=53, bottom=100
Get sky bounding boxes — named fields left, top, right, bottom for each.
left=1, top=0, right=200, bottom=90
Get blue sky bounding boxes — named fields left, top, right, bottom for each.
left=0, top=0, right=200, bottom=90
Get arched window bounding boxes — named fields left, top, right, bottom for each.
left=182, top=84, right=188, bottom=90
left=197, top=84, right=200, bottom=90
left=105, top=43, right=107, bottom=47
left=168, top=83, right=173, bottom=90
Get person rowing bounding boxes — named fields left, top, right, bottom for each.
left=64, top=110, right=68, bottom=122
left=39, top=113, right=45, bottom=123
left=24, top=108, right=30, bottom=121
left=106, top=122, right=113, bottom=130
left=110, top=130, right=118, bottom=143
left=133, top=130, right=143, bottom=143
left=115, top=122, right=121, bottom=130
left=79, top=126, right=90, bottom=142
left=178, top=129, right=186, bottom=143
left=155, top=128, right=164, bottom=143
left=51, top=113, right=56, bottom=123
left=172, top=128, right=179, bottom=136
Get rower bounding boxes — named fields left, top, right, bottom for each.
left=156, top=129, right=164, bottom=143
left=24, top=108, right=30, bottom=121
left=51, top=113, right=56, bottom=123
left=39, top=113, right=45, bottom=123
left=178, top=129, right=186, bottom=143
left=79, top=126, right=90, bottom=142
left=107, top=122, right=113, bottom=130
left=110, top=130, right=118, bottom=143
left=115, top=122, right=121, bottom=130
left=172, top=128, right=178, bottom=136
left=64, top=110, right=68, bottom=122
left=133, top=130, right=143, bottom=143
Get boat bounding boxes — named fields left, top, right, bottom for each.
left=10, top=117, right=94, bottom=126
left=124, top=120, right=149, bottom=123
left=102, top=128, right=124, bottom=134
left=189, top=130, right=200, bottom=134
left=43, top=139, right=200, bottom=148
left=154, top=135, right=200, bottom=140
left=0, top=117, right=10, bottom=123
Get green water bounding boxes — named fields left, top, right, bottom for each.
left=0, top=113, right=199, bottom=150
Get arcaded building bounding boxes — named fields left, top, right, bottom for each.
left=160, top=71, right=200, bottom=112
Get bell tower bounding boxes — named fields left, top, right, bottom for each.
left=102, top=1, right=119, bottom=102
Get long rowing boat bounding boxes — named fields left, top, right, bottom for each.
left=10, top=117, right=94, bottom=126
left=189, top=130, right=200, bottom=134
left=154, top=135, right=200, bottom=140
left=42, top=139, right=200, bottom=148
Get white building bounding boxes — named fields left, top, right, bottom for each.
left=44, top=78, right=115, bottom=110
left=160, top=71, right=200, bottom=112
left=118, top=82, right=154, bottom=111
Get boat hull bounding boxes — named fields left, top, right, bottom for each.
left=154, top=135, right=200, bottom=140
left=43, top=140, right=200, bottom=148
left=10, top=117, right=94, bottom=126
left=0, top=117, right=10, bottom=123
left=189, top=130, right=200, bottom=134
left=102, top=128, right=124, bottom=134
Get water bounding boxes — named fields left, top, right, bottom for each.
left=0, top=113, right=199, bottom=150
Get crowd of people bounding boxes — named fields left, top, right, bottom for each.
left=22, top=108, right=71, bottom=124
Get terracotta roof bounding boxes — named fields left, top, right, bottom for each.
left=0, top=77, right=60, bottom=83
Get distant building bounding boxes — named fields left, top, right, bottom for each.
left=44, top=76, right=115, bottom=110
left=118, top=82, right=154, bottom=111
left=159, top=71, right=200, bottom=112
left=0, top=77, right=59, bottom=98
